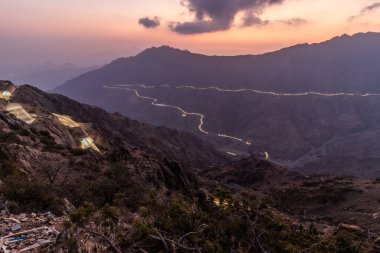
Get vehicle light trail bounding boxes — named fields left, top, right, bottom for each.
left=113, top=84, right=380, bottom=97
left=218, top=134, right=252, bottom=145
left=103, top=85, right=252, bottom=146
left=176, top=85, right=380, bottom=97
left=104, top=85, right=210, bottom=133
left=108, top=83, right=380, bottom=153
left=116, top=84, right=155, bottom=89
left=53, top=113, right=80, bottom=128
left=104, top=83, right=380, bottom=161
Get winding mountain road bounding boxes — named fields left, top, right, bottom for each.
left=104, top=85, right=253, bottom=150
left=175, top=85, right=380, bottom=97
left=104, top=83, right=380, bottom=160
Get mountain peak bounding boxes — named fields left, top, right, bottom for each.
left=137, top=45, right=192, bottom=57
left=325, top=32, right=380, bottom=44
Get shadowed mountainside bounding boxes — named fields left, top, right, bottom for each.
left=57, top=32, right=380, bottom=95
left=203, top=156, right=380, bottom=235
left=54, top=32, right=380, bottom=177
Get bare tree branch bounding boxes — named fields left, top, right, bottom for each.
left=85, top=229, right=125, bottom=253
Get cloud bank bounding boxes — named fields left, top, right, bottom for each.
left=349, top=2, right=380, bottom=21
left=280, top=18, right=307, bottom=26
left=170, top=0, right=285, bottom=34
left=138, top=16, right=161, bottom=28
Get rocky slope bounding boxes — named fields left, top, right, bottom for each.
left=2, top=81, right=380, bottom=251
left=203, top=156, right=380, bottom=235
left=11, top=85, right=226, bottom=169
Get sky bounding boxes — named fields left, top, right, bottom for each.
left=1, top=0, right=380, bottom=67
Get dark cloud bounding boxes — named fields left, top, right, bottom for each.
left=242, top=13, right=269, bottom=27
left=280, top=18, right=307, bottom=26
left=349, top=2, right=380, bottom=21
left=170, top=20, right=230, bottom=34
left=362, top=2, right=380, bottom=12
left=138, top=16, right=161, bottom=29
left=170, top=0, right=284, bottom=34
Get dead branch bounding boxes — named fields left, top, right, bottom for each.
left=256, top=231, right=267, bottom=253
left=85, top=229, right=125, bottom=253
left=149, top=228, right=201, bottom=252
left=128, top=243, right=149, bottom=253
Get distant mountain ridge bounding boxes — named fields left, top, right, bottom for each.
left=12, top=65, right=98, bottom=91
left=57, top=32, right=380, bottom=96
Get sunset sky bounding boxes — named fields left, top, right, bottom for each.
left=1, top=0, right=380, bottom=66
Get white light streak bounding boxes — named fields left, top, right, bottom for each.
left=112, top=83, right=380, bottom=97
left=116, top=84, right=154, bottom=89
left=103, top=85, right=252, bottom=145
left=104, top=85, right=209, bottom=134
left=176, top=85, right=380, bottom=97
left=104, top=83, right=380, bottom=159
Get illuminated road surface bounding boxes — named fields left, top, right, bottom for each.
left=103, top=85, right=252, bottom=146
left=53, top=113, right=80, bottom=128
left=5, top=103, right=36, bottom=124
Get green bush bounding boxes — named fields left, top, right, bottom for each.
left=69, top=202, right=96, bottom=226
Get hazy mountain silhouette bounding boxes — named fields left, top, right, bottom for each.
left=12, top=65, right=98, bottom=91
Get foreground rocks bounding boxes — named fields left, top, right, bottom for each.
left=0, top=211, right=64, bottom=253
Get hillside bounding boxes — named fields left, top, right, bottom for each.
left=203, top=156, right=380, bottom=234
left=1, top=81, right=380, bottom=252
left=12, top=85, right=226, bottom=168
left=54, top=32, right=380, bottom=177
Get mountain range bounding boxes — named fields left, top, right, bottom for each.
left=55, top=32, right=380, bottom=177
left=57, top=32, right=380, bottom=93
